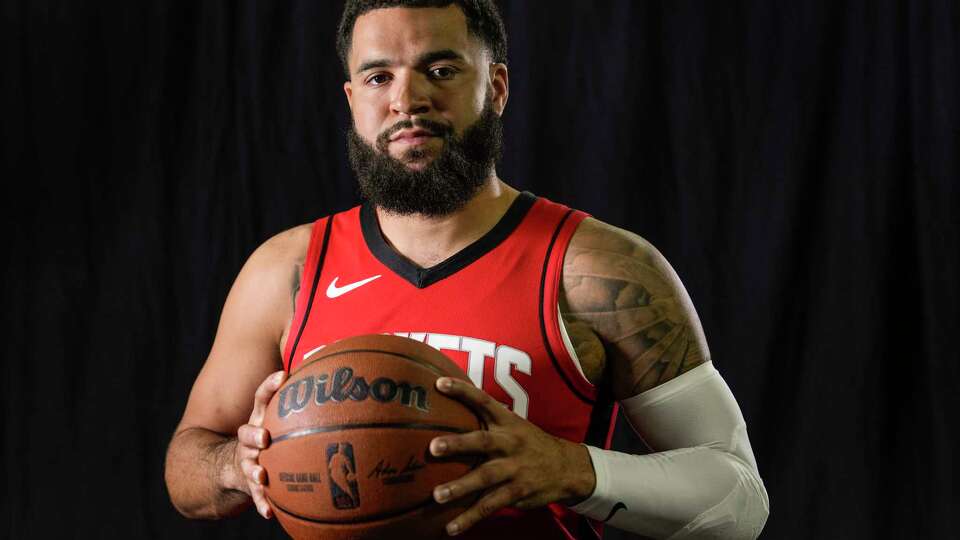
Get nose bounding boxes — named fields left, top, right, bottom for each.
left=389, top=71, right=431, bottom=117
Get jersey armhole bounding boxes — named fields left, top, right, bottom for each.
left=541, top=209, right=598, bottom=403
left=282, top=216, right=334, bottom=372
left=557, top=304, right=592, bottom=383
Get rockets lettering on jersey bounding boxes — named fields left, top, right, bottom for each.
left=282, top=192, right=617, bottom=540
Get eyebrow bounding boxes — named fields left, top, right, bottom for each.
left=356, top=49, right=467, bottom=74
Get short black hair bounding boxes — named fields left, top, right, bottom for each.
left=336, top=0, right=507, bottom=78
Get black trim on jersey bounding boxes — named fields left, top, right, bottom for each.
left=583, top=394, right=616, bottom=447
left=578, top=389, right=617, bottom=540
left=577, top=519, right=603, bottom=540
left=285, top=216, right=334, bottom=373
left=360, top=191, right=537, bottom=289
left=538, top=209, right=596, bottom=404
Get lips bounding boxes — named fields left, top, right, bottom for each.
left=390, top=128, right=436, bottom=145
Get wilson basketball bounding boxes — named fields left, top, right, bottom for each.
left=260, top=334, right=484, bottom=540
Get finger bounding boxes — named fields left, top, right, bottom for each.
left=235, top=442, right=259, bottom=464
left=431, top=430, right=516, bottom=457
left=446, top=484, right=520, bottom=536
left=238, top=424, right=270, bottom=449
left=434, top=459, right=516, bottom=503
left=248, top=481, right=273, bottom=519
left=240, top=457, right=265, bottom=486
left=435, top=377, right=511, bottom=422
left=249, top=371, right=287, bottom=425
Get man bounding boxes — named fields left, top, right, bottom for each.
left=164, top=1, right=769, bottom=538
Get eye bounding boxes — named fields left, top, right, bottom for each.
left=366, top=73, right=391, bottom=86
left=429, top=66, right=458, bottom=80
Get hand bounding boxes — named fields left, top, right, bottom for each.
left=430, top=377, right=596, bottom=536
left=232, top=370, right=287, bottom=519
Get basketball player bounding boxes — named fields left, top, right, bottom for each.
left=165, top=1, right=770, bottom=538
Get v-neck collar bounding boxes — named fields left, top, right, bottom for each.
left=360, top=191, right=537, bottom=289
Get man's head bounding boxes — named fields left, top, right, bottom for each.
left=338, top=1, right=509, bottom=216
left=337, top=1, right=507, bottom=79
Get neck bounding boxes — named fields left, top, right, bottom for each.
left=374, top=176, right=520, bottom=269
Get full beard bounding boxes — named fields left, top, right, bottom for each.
left=347, top=99, right=503, bottom=217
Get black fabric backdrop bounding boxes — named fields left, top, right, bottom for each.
left=2, top=1, right=958, bottom=538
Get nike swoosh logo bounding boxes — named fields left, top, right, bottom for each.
left=602, top=502, right=627, bottom=522
left=325, top=275, right=382, bottom=298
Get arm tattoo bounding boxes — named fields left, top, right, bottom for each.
left=561, top=221, right=709, bottom=399
left=291, top=260, right=304, bottom=313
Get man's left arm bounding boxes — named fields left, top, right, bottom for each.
left=560, top=218, right=769, bottom=539
left=428, top=218, right=768, bottom=539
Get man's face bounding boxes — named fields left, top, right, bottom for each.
left=342, top=6, right=509, bottom=216
left=344, top=5, right=507, bottom=171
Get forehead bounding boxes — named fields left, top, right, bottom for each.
left=349, top=6, right=480, bottom=68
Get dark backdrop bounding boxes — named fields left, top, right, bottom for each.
left=2, top=1, right=957, bottom=538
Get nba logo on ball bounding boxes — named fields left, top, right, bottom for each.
left=326, top=443, right=360, bottom=510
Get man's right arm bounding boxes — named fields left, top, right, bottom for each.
left=164, top=225, right=310, bottom=519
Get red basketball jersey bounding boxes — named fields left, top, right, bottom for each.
left=282, top=192, right=617, bottom=540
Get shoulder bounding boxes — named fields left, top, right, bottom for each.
left=566, top=217, right=663, bottom=268
left=249, top=222, right=314, bottom=268
left=564, top=218, right=683, bottom=294
left=237, top=222, right=317, bottom=290
left=560, top=218, right=711, bottom=399
left=224, top=223, right=315, bottom=338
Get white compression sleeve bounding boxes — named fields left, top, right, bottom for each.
left=569, top=362, right=769, bottom=539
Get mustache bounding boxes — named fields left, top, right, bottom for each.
left=375, top=118, right=454, bottom=152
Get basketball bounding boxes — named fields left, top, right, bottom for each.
left=260, top=334, right=484, bottom=540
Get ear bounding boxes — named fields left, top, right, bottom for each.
left=489, top=63, right=509, bottom=116
left=343, top=80, right=354, bottom=111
